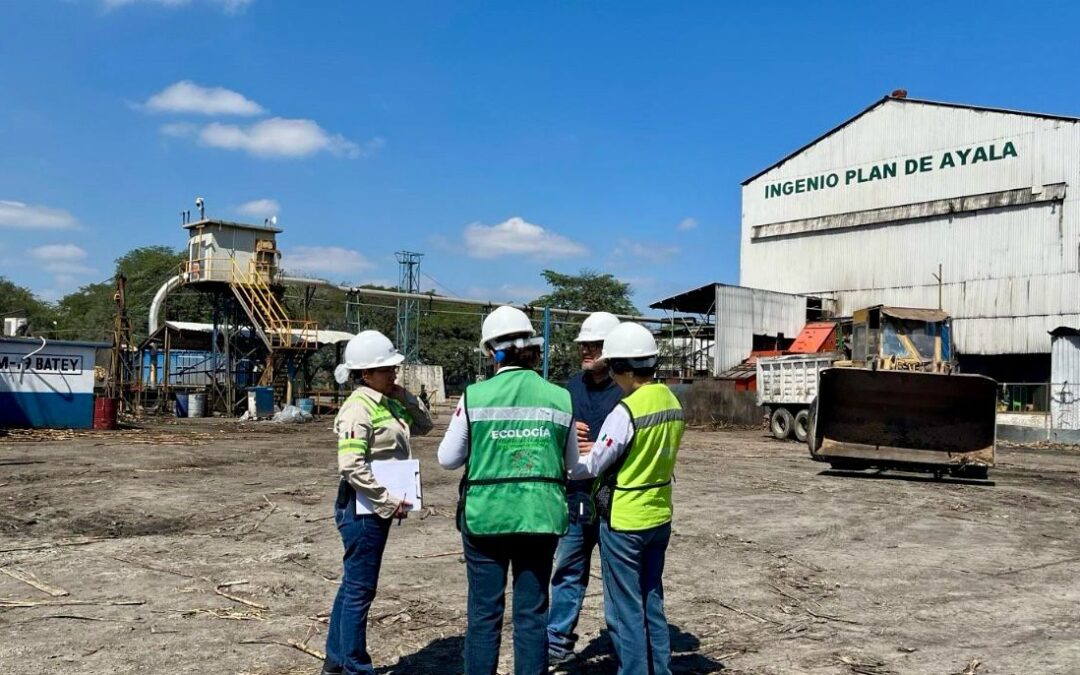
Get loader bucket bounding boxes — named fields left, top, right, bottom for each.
left=810, top=369, right=997, bottom=472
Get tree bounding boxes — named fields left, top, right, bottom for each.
left=0, top=277, right=56, bottom=337
left=531, top=269, right=639, bottom=382
left=532, top=270, right=638, bottom=315
left=52, top=246, right=212, bottom=343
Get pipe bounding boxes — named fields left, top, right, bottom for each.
left=279, top=276, right=666, bottom=324
left=148, top=274, right=183, bottom=335
left=145, top=272, right=670, bottom=336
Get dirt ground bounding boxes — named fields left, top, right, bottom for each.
left=1, top=410, right=1079, bottom=675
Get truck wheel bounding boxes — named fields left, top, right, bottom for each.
left=793, top=409, right=810, bottom=443
left=770, top=407, right=794, bottom=440
left=950, top=465, right=989, bottom=480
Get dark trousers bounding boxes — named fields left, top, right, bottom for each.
left=325, top=486, right=393, bottom=674
left=547, top=488, right=600, bottom=658
left=462, top=532, right=559, bottom=675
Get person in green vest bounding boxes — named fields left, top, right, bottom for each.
left=437, top=305, right=580, bottom=675
left=323, top=330, right=433, bottom=675
left=568, top=321, right=684, bottom=675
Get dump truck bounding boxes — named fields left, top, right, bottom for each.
left=808, top=306, right=997, bottom=479
left=756, top=353, right=836, bottom=442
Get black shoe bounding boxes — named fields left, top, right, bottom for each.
left=320, top=660, right=343, bottom=675
left=549, top=651, right=576, bottom=670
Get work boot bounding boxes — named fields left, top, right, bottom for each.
left=320, top=659, right=343, bottom=675
left=549, top=650, right=576, bottom=672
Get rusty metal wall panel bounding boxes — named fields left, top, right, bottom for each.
left=740, top=99, right=1080, bottom=355
left=1051, top=334, right=1080, bottom=430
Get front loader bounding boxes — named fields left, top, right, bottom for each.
left=808, top=306, right=997, bottom=478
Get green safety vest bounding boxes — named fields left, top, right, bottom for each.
left=461, top=368, right=572, bottom=536
left=336, top=390, right=413, bottom=458
left=598, top=383, right=684, bottom=532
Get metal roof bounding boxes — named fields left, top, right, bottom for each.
left=742, top=95, right=1080, bottom=185
left=1050, top=326, right=1080, bottom=338
left=183, top=218, right=282, bottom=234
left=0, top=336, right=110, bottom=349
left=650, top=282, right=814, bottom=314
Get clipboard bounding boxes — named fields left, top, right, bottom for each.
left=356, top=459, right=422, bottom=514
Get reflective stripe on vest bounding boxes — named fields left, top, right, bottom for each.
left=337, top=391, right=412, bottom=456
left=605, top=384, right=684, bottom=532
left=461, top=369, right=571, bottom=536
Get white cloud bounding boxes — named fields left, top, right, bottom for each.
left=677, top=217, right=698, bottom=231
left=142, top=80, right=264, bottom=116
left=463, top=217, right=587, bottom=260
left=236, top=198, right=280, bottom=219
left=197, top=118, right=364, bottom=158
left=282, top=246, right=375, bottom=278
left=104, top=0, right=253, bottom=14
left=30, top=244, right=88, bottom=262
left=30, top=245, right=97, bottom=276
left=0, top=201, right=79, bottom=230
left=613, top=238, right=680, bottom=264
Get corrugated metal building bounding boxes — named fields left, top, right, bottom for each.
left=1050, top=327, right=1080, bottom=431
left=651, top=283, right=826, bottom=376
left=741, top=94, right=1080, bottom=380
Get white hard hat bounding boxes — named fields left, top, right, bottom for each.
left=334, top=330, right=404, bottom=384
left=574, top=311, right=621, bottom=343
left=601, top=322, right=659, bottom=360
left=480, top=305, right=538, bottom=349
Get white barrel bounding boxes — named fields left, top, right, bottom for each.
left=188, top=392, right=206, bottom=418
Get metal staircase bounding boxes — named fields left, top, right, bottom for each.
left=228, top=258, right=317, bottom=393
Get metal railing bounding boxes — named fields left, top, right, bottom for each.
left=229, top=258, right=318, bottom=349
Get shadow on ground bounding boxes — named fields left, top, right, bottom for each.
left=573, top=625, right=727, bottom=674
left=818, top=469, right=996, bottom=487
left=377, top=635, right=464, bottom=674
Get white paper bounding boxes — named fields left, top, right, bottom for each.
left=356, top=459, right=422, bottom=515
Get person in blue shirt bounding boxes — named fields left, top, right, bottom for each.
left=547, top=311, right=625, bottom=665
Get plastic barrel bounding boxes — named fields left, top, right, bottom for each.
left=297, top=397, right=314, bottom=415
left=247, top=386, right=274, bottom=417
left=175, top=392, right=189, bottom=418
left=189, top=392, right=206, bottom=418
left=93, top=397, right=118, bottom=430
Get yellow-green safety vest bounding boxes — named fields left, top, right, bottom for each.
left=598, top=383, right=684, bottom=532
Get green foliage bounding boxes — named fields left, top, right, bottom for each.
left=531, top=269, right=639, bottom=383
left=0, top=277, right=57, bottom=336
left=532, top=270, right=638, bottom=316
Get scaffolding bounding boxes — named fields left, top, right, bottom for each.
left=395, top=251, right=424, bottom=363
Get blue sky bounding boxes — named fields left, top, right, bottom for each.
left=3, top=1, right=1080, bottom=308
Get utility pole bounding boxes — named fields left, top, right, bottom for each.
left=932, top=263, right=943, bottom=310
left=395, top=251, right=424, bottom=363
left=109, top=275, right=134, bottom=414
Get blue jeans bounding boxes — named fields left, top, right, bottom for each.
left=547, top=486, right=599, bottom=658
left=462, top=532, right=559, bottom=675
left=325, top=484, right=393, bottom=675
left=599, top=520, right=672, bottom=675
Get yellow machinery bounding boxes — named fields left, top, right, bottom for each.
left=809, top=306, right=997, bottom=479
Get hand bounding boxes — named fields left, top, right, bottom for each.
left=387, top=384, right=408, bottom=402
left=392, top=499, right=412, bottom=519
left=575, top=421, right=589, bottom=444
left=578, top=438, right=592, bottom=457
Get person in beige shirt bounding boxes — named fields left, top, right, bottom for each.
left=323, top=330, right=432, bottom=675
